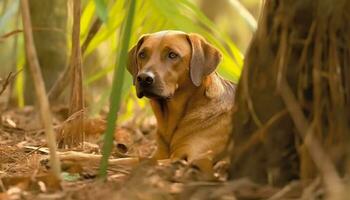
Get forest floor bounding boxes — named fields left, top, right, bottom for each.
left=0, top=106, right=324, bottom=200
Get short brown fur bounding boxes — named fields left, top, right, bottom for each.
left=127, top=30, right=236, bottom=171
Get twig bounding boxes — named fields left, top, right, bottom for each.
left=301, top=177, right=321, bottom=200
left=0, top=70, right=22, bottom=96
left=267, top=181, right=299, bottom=200
left=242, top=62, right=263, bottom=127
left=0, top=27, right=66, bottom=43
left=39, top=150, right=140, bottom=169
left=81, top=17, right=102, bottom=53
left=63, top=108, right=86, bottom=123
left=59, top=151, right=139, bottom=165
left=0, top=73, right=12, bottom=96
left=275, top=23, right=288, bottom=91
left=20, top=0, right=61, bottom=178
left=232, top=109, right=288, bottom=161
left=0, top=29, right=23, bottom=42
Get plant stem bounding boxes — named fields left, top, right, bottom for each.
left=20, top=0, right=61, bottom=178
left=98, top=0, right=136, bottom=179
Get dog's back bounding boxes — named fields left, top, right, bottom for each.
left=170, top=73, right=235, bottom=163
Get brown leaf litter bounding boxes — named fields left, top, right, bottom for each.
left=0, top=106, right=341, bottom=200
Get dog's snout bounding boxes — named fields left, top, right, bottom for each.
left=137, top=72, right=154, bottom=87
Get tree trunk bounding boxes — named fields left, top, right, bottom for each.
left=229, top=0, right=350, bottom=187
left=25, top=0, right=67, bottom=104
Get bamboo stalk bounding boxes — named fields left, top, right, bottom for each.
left=59, top=0, right=85, bottom=148
left=99, top=0, right=136, bottom=179
left=20, top=0, right=61, bottom=178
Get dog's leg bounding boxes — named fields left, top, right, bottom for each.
left=190, top=157, right=214, bottom=174
left=170, top=146, right=215, bottom=179
left=152, top=133, right=170, bottom=159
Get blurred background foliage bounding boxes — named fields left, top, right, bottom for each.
left=0, top=0, right=261, bottom=122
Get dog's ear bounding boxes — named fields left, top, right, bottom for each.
left=186, top=33, right=222, bottom=87
left=127, top=35, right=148, bottom=84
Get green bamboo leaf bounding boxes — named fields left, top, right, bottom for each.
left=93, top=0, right=108, bottom=22
left=98, top=0, right=136, bottom=179
left=149, top=0, right=242, bottom=82
left=84, top=0, right=125, bottom=55
left=0, top=0, right=19, bottom=34
left=86, top=0, right=245, bottom=117
left=86, top=0, right=243, bottom=85
left=15, top=57, right=25, bottom=107
left=81, top=1, right=96, bottom=40
left=15, top=36, right=25, bottom=107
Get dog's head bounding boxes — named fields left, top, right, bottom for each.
left=127, top=30, right=222, bottom=99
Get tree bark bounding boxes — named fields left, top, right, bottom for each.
left=229, top=0, right=350, bottom=188
left=25, top=0, right=67, bottom=104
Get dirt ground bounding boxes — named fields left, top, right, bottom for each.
left=0, top=106, right=328, bottom=200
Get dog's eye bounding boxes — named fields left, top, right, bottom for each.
left=168, top=52, right=178, bottom=59
left=138, top=51, right=146, bottom=59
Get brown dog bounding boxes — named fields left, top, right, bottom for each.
left=127, top=30, right=235, bottom=170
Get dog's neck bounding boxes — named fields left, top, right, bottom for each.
left=150, top=74, right=214, bottom=144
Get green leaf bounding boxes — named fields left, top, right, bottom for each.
left=84, top=0, right=125, bottom=55
left=61, top=172, right=80, bottom=182
left=0, top=0, right=19, bottom=34
left=81, top=1, right=96, bottom=40
left=98, top=0, right=136, bottom=179
left=93, top=0, right=108, bottom=23
left=85, top=0, right=245, bottom=117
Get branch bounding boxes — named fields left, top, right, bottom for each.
left=20, top=0, right=61, bottom=178
left=0, top=29, right=23, bottom=43
left=0, top=70, right=22, bottom=96
left=81, top=17, right=102, bottom=53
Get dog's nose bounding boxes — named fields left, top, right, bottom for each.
left=136, top=72, right=154, bottom=87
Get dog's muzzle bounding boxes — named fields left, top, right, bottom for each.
left=136, top=72, right=155, bottom=88
left=136, top=72, right=161, bottom=99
